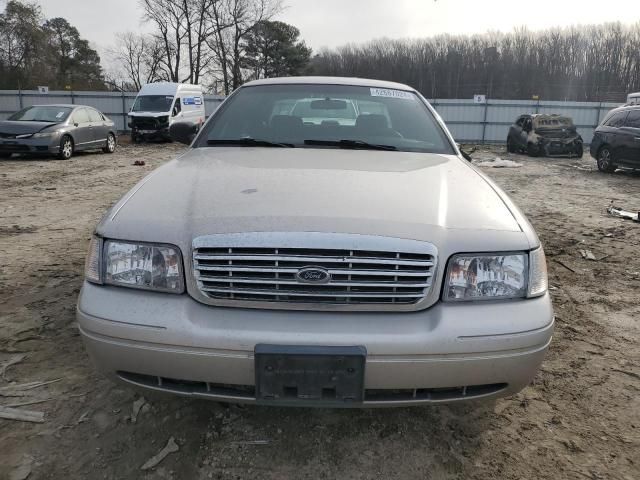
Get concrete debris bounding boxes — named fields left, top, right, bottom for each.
left=474, top=157, right=523, bottom=168
left=133, top=160, right=146, bottom=166
left=607, top=205, right=639, bottom=222
left=580, top=250, right=597, bottom=261
left=0, top=406, right=45, bottom=423
left=0, top=353, right=28, bottom=379
left=131, top=397, right=147, bottom=424
left=141, top=436, right=179, bottom=471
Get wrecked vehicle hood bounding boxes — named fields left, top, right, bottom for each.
left=0, top=121, right=60, bottom=136
left=97, top=148, right=535, bottom=253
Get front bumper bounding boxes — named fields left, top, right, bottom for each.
left=77, top=282, right=554, bottom=406
left=0, top=136, right=59, bottom=155
left=540, top=138, right=582, bottom=156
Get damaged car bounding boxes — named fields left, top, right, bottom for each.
left=507, top=114, right=583, bottom=158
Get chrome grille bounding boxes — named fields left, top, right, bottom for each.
left=193, top=246, right=435, bottom=306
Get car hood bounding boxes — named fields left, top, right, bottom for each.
left=0, top=121, right=59, bottom=135
left=98, top=148, right=533, bottom=252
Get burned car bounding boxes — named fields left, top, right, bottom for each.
left=507, top=114, right=583, bottom=157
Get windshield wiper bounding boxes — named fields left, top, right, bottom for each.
left=304, top=139, right=397, bottom=151
left=207, top=138, right=295, bottom=148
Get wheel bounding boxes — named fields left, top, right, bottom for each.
left=596, top=146, right=616, bottom=173
left=527, top=143, right=540, bottom=157
left=574, top=142, right=584, bottom=159
left=57, top=135, right=74, bottom=160
left=506, top=136, right=517, bottom=153
left=131, top=131, right=141, bottom=144
left=103, top=133, right=116, bottom=153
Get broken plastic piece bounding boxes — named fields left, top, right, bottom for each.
left=607, top=205, right=639, bottom=222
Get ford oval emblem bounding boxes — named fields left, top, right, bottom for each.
left=296, top=266, right=331, bottom=284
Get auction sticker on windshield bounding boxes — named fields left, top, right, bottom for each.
left=370, top=88, right=414, bottom=99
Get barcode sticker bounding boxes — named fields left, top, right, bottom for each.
left=370, top=88, right=414, bottom=99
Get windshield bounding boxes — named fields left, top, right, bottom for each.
left=198, top=84, right=454, bottom=154
left=8, top=106, right=72, bottom=122
left=132, top=95, right=174, bottom=113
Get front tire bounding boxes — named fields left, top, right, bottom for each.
left=57, top=135, right=74, bottom=160
left=597, top=146, right=616, bottom=173
left=506, top=136, right=517, bottom=153
left=103, top=133, right=116, bottom=153
left=527, top=143, right=540, bottom=157
left=574, top=142, right=584, bottom=159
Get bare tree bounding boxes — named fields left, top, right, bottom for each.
left=204, top=0, right=282, bottom=94
left=109, top=32, right=165, bottom=90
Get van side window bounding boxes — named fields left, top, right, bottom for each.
left=624, top=110, right=640, bottom=128
left=173, top=98, right=182, bottom=116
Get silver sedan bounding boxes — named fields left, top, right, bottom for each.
left=0, top=104, right=117, bottom=160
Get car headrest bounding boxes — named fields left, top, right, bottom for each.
left=270, top=115, right=303, bottom=136
left=355, top=114, right=389, bottom=132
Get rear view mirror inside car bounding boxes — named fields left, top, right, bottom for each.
left=310, top=99, right=347, bottom=110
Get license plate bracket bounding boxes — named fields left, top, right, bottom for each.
left=255, top=345, right=366, bottom=405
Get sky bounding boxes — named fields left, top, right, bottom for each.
left=31, top=0, right=640, bottom=54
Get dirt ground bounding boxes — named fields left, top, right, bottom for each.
left=1, top=141, right=639, bottom=480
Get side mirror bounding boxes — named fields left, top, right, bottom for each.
left=169, top=122, right=198, bottom=145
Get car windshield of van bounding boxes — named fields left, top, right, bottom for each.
left=198, top=84, right=454, bottom=154
left=132, top=95, right=174, bottom=112
left=8, top=106, right=72, bottom=122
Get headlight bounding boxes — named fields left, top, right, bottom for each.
left=16, top=133, right=33, bottom=139
left=84, top=237, right=184, bottom=293
left=32, top=132, right=55, bottom=138
left=444, top=248, right=548, bottom=301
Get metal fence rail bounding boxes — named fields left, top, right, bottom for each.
left=0, top=90, right=225, bottom=132
left=429, top=98, right=622, bottom=145
left=0, top=90, right=622, bottom=144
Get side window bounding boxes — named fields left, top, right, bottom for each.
left=515, top=117, right=525, bottom=127
left=523, top=118, right=532, bottom=131
left=624, top=110, right=640, bottom=128
left=87, top=108, right=103, bottom=122
left=72, top=108, right=90, bottom=125
left=173, top=98, right=182, bottom=116
left=606, top=111, right=628, bottom=128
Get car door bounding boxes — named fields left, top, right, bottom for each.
left=511, top=116, right=525, bottom=147
left=619, top=109, right=640, bottom=163
left=70, top=108, right=93, bottom=149
left=603, top=111, right=630, bottom=161
left=87, top=108, right=108, bottom=146
left=519, top=116, right=532, bottom=148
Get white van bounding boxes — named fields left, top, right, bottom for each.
left=627, top=92, right=640, bottom=105
left=128, top=82, right=206, bottom=142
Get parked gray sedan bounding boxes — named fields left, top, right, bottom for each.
left=0, top=104, right=117, bottom=160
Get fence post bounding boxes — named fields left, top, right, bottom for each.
left=121, top=91, right=128, bottom=133
left=481, top=99, right=489, bottom=144
left=70, top=91, right=75, bottom=104
left=535, top=98, right=540, bottom=114
left=594, top=101, right=602, bottom=129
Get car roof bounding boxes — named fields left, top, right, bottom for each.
left=610, top=104, right=640, bottom=113
left=31, top=104, right=87, bottom=109
left=242, top=76, right=415, bottom=92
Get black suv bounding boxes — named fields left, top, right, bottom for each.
left=590, top=105, right=640, bottom=172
